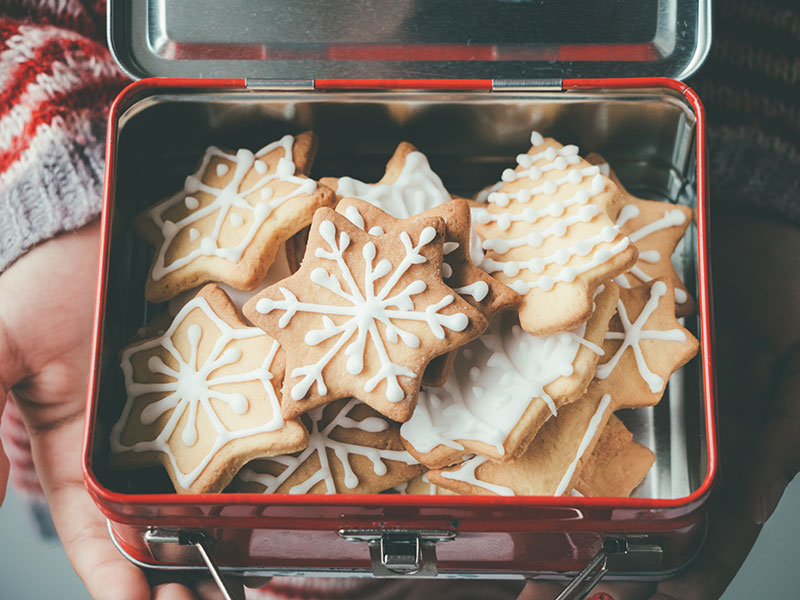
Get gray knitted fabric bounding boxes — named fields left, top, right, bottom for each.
left=710, top=129, right=800, bottom=224
left=0, top=116, right=106, bottom=273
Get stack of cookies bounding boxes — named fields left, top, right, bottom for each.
left=109, top=130, right=698, bottom=497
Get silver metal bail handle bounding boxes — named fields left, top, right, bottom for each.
left=554, top=538, right=622, bottom=600
left=181, top=531, right=244, bottom=600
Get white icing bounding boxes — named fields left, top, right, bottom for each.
left=615, top=203, right=689, bottom=304
left=237, top=398, right=418, bottom=494
left=441, top=455, right=514, bottom=496
left=111, top=297, right=285, bottom=490
left=336, top=150, right=451, bottom=218
left=256, top=218, right=468, bottom=403
left=342, top=203, right=488, bottom=305
left=147, top=135, right=317, bottom=281
left=452, top=281, right=489, bottom=302
left=401, top=313, right=600, bottom=456
left=596, top=281, right=687, bottom=392
left=474, top=134, right=631, bottom=297
left=554, top=393, right=611, bottom=496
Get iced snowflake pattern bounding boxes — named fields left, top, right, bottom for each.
left=237, top=398, right=419, bottom=494
left=595, top=281, right=687, bottom=393
left=111, top=296, right=285, bottom=490
left=255, top=218, right=469, bottom=403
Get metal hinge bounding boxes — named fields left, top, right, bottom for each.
left=555, top=535, right=664, bottom=600
left=492, top=79, right=563, bottom=92
left=144, top=528, right=244, bottom=600
left=338, top=529, right=457, bottom=577
left=244, top=79, right=315, bottom=91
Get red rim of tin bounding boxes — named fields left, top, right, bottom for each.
left=83, top=76, right=716, bottom=519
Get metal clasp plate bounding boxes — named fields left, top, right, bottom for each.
left=144, top=528, right=244, bottom=600
left=338, top=529, right=457, bottom=577
left=555, top=536, right=664, bottom=600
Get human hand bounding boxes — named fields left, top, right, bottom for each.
left=517, top=211, right=800, bottom=600
left=0, top=221, right=208, bottom=600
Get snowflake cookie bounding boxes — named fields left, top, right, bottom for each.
left=473, top=132, right=638, bottom=336
left=320, top=141, right=452, bottom=219
left=585, top=154, right=695, bottom=316
left=399, top=283, right=618, bottom=469
left=243, top=208, right=488, bottom=423
left=232, top=398, right=423, bottom=494
left=428, top=279, right=697, bottom=497
left=335, top=196, right=521, bottom=386
left=134, top=132, right=335, bottom=302
left=109, top=284, right=308, bottom=494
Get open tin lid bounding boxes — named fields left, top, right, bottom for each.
left=108, top=0, right=711, bottom=82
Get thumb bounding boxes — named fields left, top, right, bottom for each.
left=0, top=393, right=9, bottom=506
left=0, top=311, right=28, bottom=507
left=744, top=343, right=800, bottom=525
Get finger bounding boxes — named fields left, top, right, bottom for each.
left=516, top=581, right=564, bottom=600
left=153, top=582, right=198, bottom=600
left=648, top=501, right=761, bottom=600
left=25, top=411, right=152, bottom=600
left=592, top=581, right=655, bottom=599
left=515, top=577, right=654, bottom=600
left=0, top=393, right=9, bottom=506
left=744, top=345, right=800, bottom=524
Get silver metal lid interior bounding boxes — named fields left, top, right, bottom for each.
left=109, top=0, right=711, bottom=81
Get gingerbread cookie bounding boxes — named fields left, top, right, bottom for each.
left=335, top=196, right=521, bottom=386
left=134, top=132, right=335, bottom=302
left=320, top=141, right=452, bottom=218
left=110, top=284, right=308, bottom=494
left=243, top=207, right=487, bottom=422
left=473, top=132, right=638, bottom=336
left=575, top=415, right=655, bottom=498
left=585, top=154, right=694, bottom=316
left=428, top=279, right=697, bottom=496
left=232, top=398, right=423, bottom=494
left=400, top=284, right=618, bottom=469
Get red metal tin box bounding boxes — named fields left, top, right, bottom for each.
left=83, top=1, right=716, bottom=596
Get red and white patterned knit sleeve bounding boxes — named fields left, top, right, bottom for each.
left=0, top=0, right=125, bottom=273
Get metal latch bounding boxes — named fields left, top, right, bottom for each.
left=144, top=528, right=243, bottom=600
left=555, top=536, right=664, bottom=600
left=338, top=529, right=457, bottom=577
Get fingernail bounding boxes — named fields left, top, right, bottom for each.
left=757, top=477, right=788, bottom=524
left=588, top=593, right=615, bottom=600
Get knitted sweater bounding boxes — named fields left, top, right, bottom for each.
left=0, top=1, right=798, bottom=599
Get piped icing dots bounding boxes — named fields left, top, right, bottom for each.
left=473, top=132, right=633, bottom=297
left=146, top=135, right=317, bottom=281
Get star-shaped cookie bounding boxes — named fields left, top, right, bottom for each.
left=427, top=279, right=698, bottom=496
left=336, top=196, right=521, bottom=385
left=232, top=398, right=423, bottom=494
left=586, top=153, right=694, bottom=316
left=574, top=415, right=655, bottom=498
left=243, top=208, right=488, bottom=422
left=134, top=132, right=335, bottom=302
left=473, top=131, right=638, bottom=336
left=109, top=284, right=308, bottom=494
left=320, top=141, right=453, bottom=218
left=400, top=283, right=618, bottom=469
